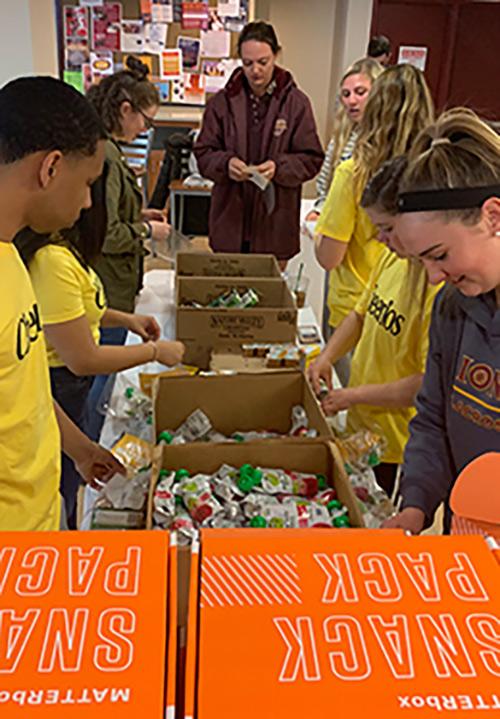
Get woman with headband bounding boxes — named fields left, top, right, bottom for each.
left=383, top=108, right=500, bottom=534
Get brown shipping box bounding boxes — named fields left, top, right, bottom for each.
left=176, top=251, right=281, bottom=278
left=147, top=439, right=364, bottom=531
left=153, top=370, right=332, bottom=441
left=176, top=276, right=297, bottom=368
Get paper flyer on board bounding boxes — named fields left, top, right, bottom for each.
left=200, top=29, right=231, bottom=58
left=218, top=0, right=240, bottom=16
left=397, top=45, right=428, bottom=72
left=90, top=50, right=114, bottom=84
left=121, top=20, right=145, bottom=53
left=181, top=1, right=209, bottom=30
left=196, top=530, right=500, bottom=718
left=152, top=0, right=174, bottom=23
left=64, top=6, right=90, bottom=70
left=91, top=3, right=122, bottom=51
left=144, top=22, right=168, bottom=53
left=161, top=49, right=183, bottom=79
left=177, top=35, right=201, bottom=71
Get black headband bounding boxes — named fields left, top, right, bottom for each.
left=398, top=185, right=500, bottom=213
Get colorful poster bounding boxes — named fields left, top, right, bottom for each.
left=144, top=22, right=168, bottom=53
left=171, top=76, right=185, bottom=102
left=0, top=531, right=169, bottom=719
left=202, top=59, right=225, bottom=93
left=153, top=79, right=171, bottom=102
left=64, top=5, right=90, bottom=70
left=121, top=20, right=145, bottom=53
left=64, top=5, right=89, bottom=41
left=152, top=0, right=173, bottom=23
left=207, top=8, right=225, bottom=30
left=200, top=29, right=231, bottom=58
left=122, top=54, right=155, bottom=76
left=82, top=62, right=93, bottom=91
left=183, top=72, right=206, bottom=104
left=90, top=50, right=114, bottom=84
left=139, top=0, right=152, bottom=22
left=161, top=49, right=183, bottom=79
left=177, top=36, right=201, bottom=71
left=181, top=1, right=209, bottom=30
left=91, top=3, right=122, bottom=51
left=397, top=45, right=428, bottom=71
left=64, top=70, right=84, bottom=94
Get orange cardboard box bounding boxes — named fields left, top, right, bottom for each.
left=193, top=530, right=500, bottom=718
left=0, top=531, right=169, bottom=718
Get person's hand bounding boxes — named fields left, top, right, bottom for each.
left=142, top=208, right=167, bottom=222
left=150, top=220, right=172, bottom=242
left=307, top=353, right=333, bottom=395
left=321, top=387, right=355, bottom=415
left=156, top=340, right=185, bottom=367
left=127, top=314, right=161, bottom=342
left=74, top=442, right=125, bottom=490
left=256, top=160, right=276, bottom=181
left=228, top=157, right=250, bottom=182
left=305, top=210, right=320, bottom=222
left=381, top=507, right=426, bottom=534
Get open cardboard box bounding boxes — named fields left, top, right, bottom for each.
left=176, top=251, right=281, bottom=278
left=153, top=369, right=332, bottom=442
left=176, top=276, right=297, bottom=368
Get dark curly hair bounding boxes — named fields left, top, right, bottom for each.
left=0, top=76, right=106, bottom=164
left=87, top=56, right=159, bottom=135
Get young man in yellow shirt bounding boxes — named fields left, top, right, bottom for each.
left=0, top=76, right=123, bottom=531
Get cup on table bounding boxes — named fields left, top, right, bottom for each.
left=285, top=273, right=310, bottom=309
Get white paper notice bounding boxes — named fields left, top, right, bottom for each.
left=121, top=20, right=145, bottom=53
left=397, top=45, right=428, bottom=71
left=217, top=0, right=240, bottom=17
left=79, top=0, right=103, bottom=6
left=200, top=29, right=231, bottom=58
left=152, top=0, right=173, bottom=23
left=144, top=22, right=168, bottom=53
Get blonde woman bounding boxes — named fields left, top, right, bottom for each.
left=309, top=158, right=440, bottom=495
left=314, top=64, right=434, bottom=383
left=307, top=58, right=383, bottom=220
left=383, top=109, right=500, bottom=534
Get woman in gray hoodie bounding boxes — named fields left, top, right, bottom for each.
left=383, top=108, right=500, bottom=534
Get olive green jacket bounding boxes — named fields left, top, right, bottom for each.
left=92, top=139, right=148, bottom=313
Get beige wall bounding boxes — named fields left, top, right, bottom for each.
left=29, top=0, right=58, bottom=77
left=0, top=0, right=33, bottom=86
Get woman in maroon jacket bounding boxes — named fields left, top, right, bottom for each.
left=194, top=22, right=324, bottom=267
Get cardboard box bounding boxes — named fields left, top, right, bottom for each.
left=176, top=276, right=297, bottom=368
left=147, top=439, right=364, bottom=530
left=191, top=532, right=500, bottom=718
left=176, top=251, right=281, bottom=278
left=153, top=370, right=332, bottom=442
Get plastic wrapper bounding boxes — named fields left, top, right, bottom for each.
left=100, top=380, right=154, bottom=442
left=152, top=462, right=352, bottom=537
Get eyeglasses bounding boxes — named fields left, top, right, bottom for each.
left=136, top=107, right=156, bottom=130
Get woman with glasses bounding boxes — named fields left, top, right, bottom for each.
left=85, top=56, right=171, bottom=440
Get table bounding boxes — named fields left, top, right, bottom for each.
left=80, top=269, right=341, bottom=529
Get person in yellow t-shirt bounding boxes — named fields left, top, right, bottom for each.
left=0, top=76, right=124, bottom=532
left=15, top=186, right=184, bottom=528
left=314, top=64, right=435, bottom=386
left=309, top=157, right=441, bottom=496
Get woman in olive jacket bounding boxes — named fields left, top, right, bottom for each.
left=86, top=56, right=170, bottom=438
left=194, top=22, right=324, bottom=266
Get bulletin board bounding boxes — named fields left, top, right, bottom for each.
left=55, top=0, right=255, bottom=106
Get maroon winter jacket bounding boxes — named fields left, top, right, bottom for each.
left=194, top=67, right=324, bottom=260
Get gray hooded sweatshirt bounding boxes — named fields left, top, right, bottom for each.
left=401, top=287, right=500, bottom=527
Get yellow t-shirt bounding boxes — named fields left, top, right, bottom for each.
left=316, top=158, right=384, bottom=328
left=0, top=242, right=61, bottom=530
left=347, top=248, right=441, bottom=464
left=29, top=244, right=107, bottom=368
